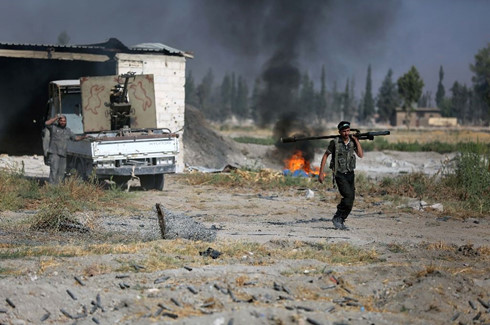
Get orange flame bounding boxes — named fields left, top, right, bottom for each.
left=283, top=150, right=319, bottom=176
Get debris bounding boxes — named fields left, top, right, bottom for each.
left=5, top=298, right=15, bottom=308
left=170, top=297, right=181, bottom=307
left=187, top=286, right=198, bottom=294
left=201, top=301, right=215, bottom=308
left=40, top=311, right=51, bottom=322
left=162, top=312, right=179, bottom=319
left=436, top=216, right=451, bottom=222
left=119, top=282, right=130, bottom=289
left=155, top=204, right=217, bottom=241
left=199, top=247, right=222, bottom=259
left=156, top=203, right=166, bottom=239
left=66, top=289, right=77, bottom=300
left=306, top=318, right=322, bottom=325
left=469, top=300, right=477, bottom=310
left=95, top=293, right=105, bottom=312
left=257, top=194, right=279, bottom=200
left=154, top=276, right=170, bottom=284
left=305, top=189, right=315, bottom=199
left=473, top=311, right=482, bottom=321
left=157, top=303, right=173, bottom=311
left=297, top=305, right=314, bottom=312
left=74, top=276, right=85, bottom=286
left=477, top=297, right=489, bottom=309
left=154, top=306, right=164, bottom=317
left=132, top=264, right=146, bottom=271
left=273, top=282, right=291, bottom=294
left=60, top=308, right=74, bottom=319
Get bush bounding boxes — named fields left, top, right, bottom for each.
left=0, top=168, right=40, bottom=211
left=451, top=150, right=490, bottom=213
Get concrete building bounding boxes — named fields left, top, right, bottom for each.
left=392, top=107, right=444, bottom=127
left=0, top=38, right=192, bottom=171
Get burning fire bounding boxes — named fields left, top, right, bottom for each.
left=283, top=150, right=319, bottom=176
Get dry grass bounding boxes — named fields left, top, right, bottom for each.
left=217, top=124, right=490, bottom=144
left=0, top=239, right=381, bottom=276
left=425, top=241, right=457, bottom=252
left=415, top=264, right=441, bottom=278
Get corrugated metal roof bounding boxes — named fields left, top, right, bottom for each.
left=50, top=80, right=80, bottom=86
left=131, top=42, right=194, bottom=58
left=0, top=37, right=193, bottom=58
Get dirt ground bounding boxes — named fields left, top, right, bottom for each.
left=0, top=111, right=489, bottom=324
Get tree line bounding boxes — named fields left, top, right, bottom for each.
left=185, top=43, right=490, bottom=126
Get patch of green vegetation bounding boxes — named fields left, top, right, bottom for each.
left=0, top=168, right=41, bottom=210
left=362, top=138, right=489, bottom=154
left=374, top=149, right=490, bottom=215
left=233, top=136, right=276, bottom=145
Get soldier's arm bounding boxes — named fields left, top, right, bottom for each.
left=318, top=151, right=330, bottom=184
left=352, top=136, right=363, bottom=158
left=45, top=116, right=59, bottom=126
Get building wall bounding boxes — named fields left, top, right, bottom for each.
left=116, top=53, right=187, bottom=172
left=394, top=110, right=442, bottom=127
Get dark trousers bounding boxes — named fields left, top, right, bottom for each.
left=334, top=171, right=355, bottom=221
left=48, top=153, right=67, bottom=184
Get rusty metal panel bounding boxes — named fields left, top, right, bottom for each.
left=128, top=74, right=157, bottom=129
left=80, top=75, right=114, bottom=132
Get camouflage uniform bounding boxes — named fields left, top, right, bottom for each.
left=326, top=136, right=358, bottom=223
left=46, top=124, right=76, bottom=184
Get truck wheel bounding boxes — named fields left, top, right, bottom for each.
left=75, top=157, right=92, bottom=181
left=155, top=174, right=164, bottom=190
left=139, top=174, right=164, bottom=190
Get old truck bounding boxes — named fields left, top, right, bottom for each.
left=43, top=73, right=179, bottom=190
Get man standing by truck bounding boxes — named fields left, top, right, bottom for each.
left=318, top=121, right=364, bottom=230
left=45, top=114, right=86, bottom=184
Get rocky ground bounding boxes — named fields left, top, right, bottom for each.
left=0, top=108, right=488, bottom=324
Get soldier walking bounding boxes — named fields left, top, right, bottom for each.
left=318, top=121, right=364, bottom=230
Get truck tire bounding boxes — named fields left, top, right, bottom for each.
left=71, top=157, right=93, bottom=181
left=140, top=174, right=164, bottom=190
left=155, top=174, right=164, bottom=191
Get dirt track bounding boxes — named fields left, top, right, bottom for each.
left=0, top=168, right=489, bottom=324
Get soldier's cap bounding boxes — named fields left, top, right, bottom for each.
left=337, top=121, right=350, bottom=131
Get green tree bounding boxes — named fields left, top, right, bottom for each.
left=220, top=74, right=232, bottom=120
left=299, top=72, right=315, bottom=119
left=250, top=77, right=262, bottom=122
left=234, top=76, right=249, bottom=119
left=185, top=71, right=199, bottom=107
left=436, top=66, right=446, bottom=108
left=197, top=69, right=215, bottom=118
left=418, top=91, right=432, bottom=107
left=376, top=69, right=399, bottom=123
left=362, top=64, right=375, bottom=122
left=450, top=82, right=470, bottom=124
left=317, top=65, right=328, bottom=121
left=470, top=43, right=490, bottom=122
left=397, top=66, right=424, bottom=126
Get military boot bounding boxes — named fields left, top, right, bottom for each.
left=332, top=216, right=343, bottom=230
